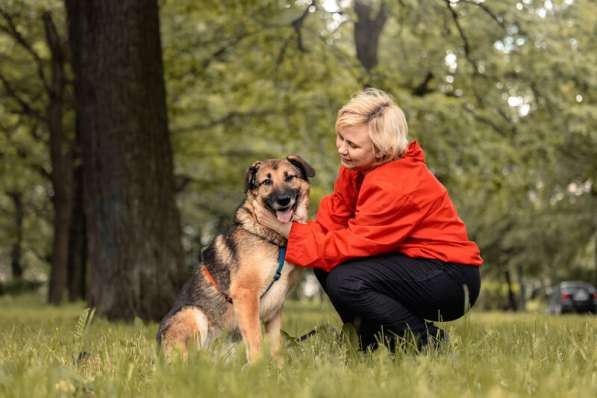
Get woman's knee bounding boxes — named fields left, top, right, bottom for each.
left=324, top=265, right=367, bottom=304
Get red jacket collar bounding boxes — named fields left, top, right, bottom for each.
left=403, top=140, right=425, bottom=163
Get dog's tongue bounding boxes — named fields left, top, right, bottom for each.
left=276, top=209, right=294, bottom=223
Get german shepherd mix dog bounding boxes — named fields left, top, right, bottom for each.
left=157, top=156, right=315, bottom=363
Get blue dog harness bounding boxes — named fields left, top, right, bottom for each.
left=202, top=244, right=287, bottom=304
left=260, top=244, right=287, bottom=298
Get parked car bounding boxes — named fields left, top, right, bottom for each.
left=547, top=281, right=597, bottom=314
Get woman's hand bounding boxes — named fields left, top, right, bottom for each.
left=254, top=204, right=292, bottom=238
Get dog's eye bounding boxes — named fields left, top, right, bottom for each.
left=261, top=179, right=272, bottom=186
left=285, top=175, right=295, bottom=182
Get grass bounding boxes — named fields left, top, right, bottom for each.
left=0, top=294, right=596, bottom=397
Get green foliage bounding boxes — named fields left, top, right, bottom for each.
left=1, top=295, right=596, bottom=397
left=0, top=0, right=595, bottom=285
left=0, top=0, right=65, bottom=279
left=159, top=0, right=597, bottom=283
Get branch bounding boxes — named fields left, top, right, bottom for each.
left=462, top=105, right=508, bottom=136
left=0, top=8, right=50, bottom=92
left=291, top=0, right=316, bottom=52
left=275, top=1, right=317, bottom=68
left=200, top=28, right=249, bottom=70
left=0, top=71, right=46, bottom=121
left=412, top=71, right=434, bottom=97
left=442, top=0, right=480, bottom=75
left=459, top=0, right=507, bottom=31
left=0, top=117, right=51, bottom=173
left=42, top=11, right=66, bottom=99
left=274, top=34, right=293, bottom=69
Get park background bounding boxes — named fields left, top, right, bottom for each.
left=0, top=0, right=596, bottom=396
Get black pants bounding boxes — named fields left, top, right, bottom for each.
left=314, top=253, right=481, bottom=349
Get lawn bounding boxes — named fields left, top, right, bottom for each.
left=0, top=294, right=595, bottom=397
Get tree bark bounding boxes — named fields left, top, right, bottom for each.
left=594, top=229, right=597, bottom=287
left=64, top=0, right=185, bottom=321
left=43, top=11, right=73, bottom=305
left=516, top=264, right=526, bottom=312
left=67, top=161, right=87, bottom=301
left=353, top=1, right=388, bottom=72
left=503, top=269, right=518, bottom=311
left=8, top=191, right=24, bottom=280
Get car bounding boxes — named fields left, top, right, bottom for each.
left=547, top=281, right=597, bottom=314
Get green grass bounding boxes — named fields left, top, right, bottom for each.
left=0, top=294, right=596, bottom=397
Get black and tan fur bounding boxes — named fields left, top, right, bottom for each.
left=157, top=155, right=315, bottom=362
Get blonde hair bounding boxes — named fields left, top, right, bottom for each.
left=335, top=88, right=409, bottom=162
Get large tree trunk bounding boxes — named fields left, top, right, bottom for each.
left=67, top=161, right=87, bottom=301
left=8, top=191, right=24, bottom=280
left=64, top=0, right=185, bottom=321
left=353, top=1, right=388, bottom=72
left=44, top=11, right=73, bottom=305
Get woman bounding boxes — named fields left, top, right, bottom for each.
left=256, top=88, right=482, bottom=350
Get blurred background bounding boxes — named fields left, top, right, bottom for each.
left=0, top=0, right=595, bottom=319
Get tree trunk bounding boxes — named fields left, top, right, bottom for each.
left=8, top=191, right=24, bottom=280
left=353, top=1, right=388, bottom=72
left=43, top=11, right=73, bottom=305
left=67, top=161, right=87, bottom=301
left=503, top=269, right=518, bottom=311
left=594, top=229, right=597, bottom=287
left=64, top=0, right=185, bottom=321
left=516, top=265, right=526, bottom=312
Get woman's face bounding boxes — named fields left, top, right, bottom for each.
left=336, top=124, right=377, bottom=172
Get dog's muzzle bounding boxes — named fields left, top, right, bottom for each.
left=266, top=190, right=298, bottom=223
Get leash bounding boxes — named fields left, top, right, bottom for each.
left=201, top=244, right=287, bottom=304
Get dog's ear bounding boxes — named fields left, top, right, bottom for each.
left=244, top=161, right=262, bottom=192
left=287, top=155, right=316, bottom=180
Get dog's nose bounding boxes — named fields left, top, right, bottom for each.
left=276, top=196, right=291, bottom=207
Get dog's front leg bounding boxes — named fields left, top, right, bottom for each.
left=232, top=287, right=262, bottom=363
left=265, top=310, right=283, bottom=365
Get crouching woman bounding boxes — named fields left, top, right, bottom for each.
left=256, top=88, right=482, bottom=350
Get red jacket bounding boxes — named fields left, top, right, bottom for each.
left=286, top=141, right=483, bottom=272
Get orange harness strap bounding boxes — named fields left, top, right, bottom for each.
left=200, top=244, right=286, bottom=305
left=201, top=266, right=233, bottom=304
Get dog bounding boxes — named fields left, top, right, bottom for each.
left=157, top=155, right=315, bottom=363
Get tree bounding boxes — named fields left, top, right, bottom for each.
left=354, top=0, right=388, bottom=73
left=161, top=0, right=597, bottom=306
left=42, top=10, right=72, bottom=304
left=7, top=191, right=23, bottom=280
left=1, top=0, right=594, bottom=311
left=0, top=2, right=80, bottom=300
left=64, top=0, right=184, bottom=320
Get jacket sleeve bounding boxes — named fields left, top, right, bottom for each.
left=286, top=178, right=421, bottom=272
left=314, top=167, right=361, bottom=233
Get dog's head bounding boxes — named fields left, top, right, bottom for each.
left=244, top=155, right=315, bottom=224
